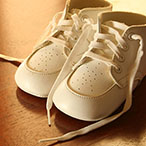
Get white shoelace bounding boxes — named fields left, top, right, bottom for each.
left=39, top=21, right=144, bottom=143
left=0, top=11, right=91, bottom=62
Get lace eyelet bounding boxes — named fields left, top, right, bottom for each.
left=74, top=36, right=78, bottom=40
left=117, top=44, right=128, bottom=52
left=114, top=65, right=122, bottom=74
left=76, top=26, right=82, bottom=32
left=79, top=27, right=82, bottom=31
left=117, top=54, right=125, bottom=62
left=81, top=15, right=89, bottom=22
left=123, top=44, right=128, bottom=51
left=128, top=32, right=135, bottom=41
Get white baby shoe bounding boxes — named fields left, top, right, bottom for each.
left=13, top=0, right=112, bottom=98
left=41, top=11, right=146, bottom=142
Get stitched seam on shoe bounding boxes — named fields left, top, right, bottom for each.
left=24, top=48, right=63, bottom=75
left=64, top=74, right=138, bottom=100
left=65, top=79, right=116, bottom=99
left=24, top=62, right=61, bottom=75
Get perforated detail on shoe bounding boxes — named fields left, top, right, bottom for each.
left=68, top=60, right=114, bottom=97
left=27, top=43, right=66, bottom=73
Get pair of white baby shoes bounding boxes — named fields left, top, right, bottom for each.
left=1, top=0, right=146, bottom=143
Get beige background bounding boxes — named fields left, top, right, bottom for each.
left=0, top=0, right=146, bottom=58
left=108, top=0, right=146, bottom=14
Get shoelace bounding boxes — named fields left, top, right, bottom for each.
left=39, top=21, right=144, bottom=142
left=46, top=22, right=95, bottom=126
left=45, top=12, right=93, bottom=57
left=0, top=11, right=90, bottom=62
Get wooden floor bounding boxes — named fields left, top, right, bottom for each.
left=0, top=0, right=146, bottom=146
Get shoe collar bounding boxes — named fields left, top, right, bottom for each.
left=62, top=0, right=112, bottom=23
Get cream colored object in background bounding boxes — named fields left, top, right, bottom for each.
left=14, top=0, right=112, bottom=98
left=42, top=11, right=146, bottom=142
left=107, top=0, right=146, bottom=14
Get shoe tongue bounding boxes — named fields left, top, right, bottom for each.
left=78, top=8, right=100, bottom=23
left=69, top=8, right=110, bottom=24
left=70, top=8, right=80, bottom=15
left=65, top=8, right=80, bottom=19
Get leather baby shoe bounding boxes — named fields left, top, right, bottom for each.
left=13, top=0, right=112, bottom=97
left=42, top=11, right=146, bottom=142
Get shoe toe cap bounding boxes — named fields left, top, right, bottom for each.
left=15, top=60, right=59, bottom=97
left=53, top=78, right=125, bottom=121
